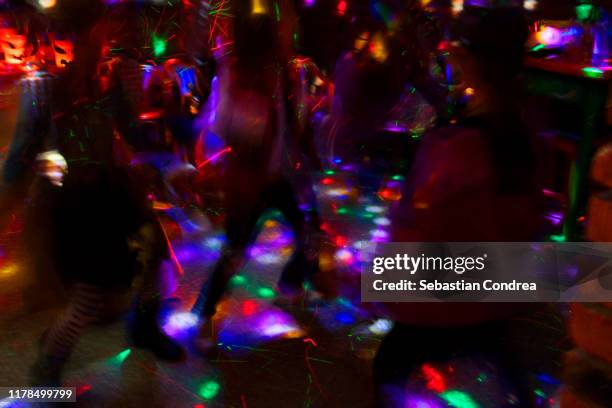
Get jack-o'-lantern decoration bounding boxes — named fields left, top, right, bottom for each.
left=0, top=28, right=29, bottom=66
left=50, top=36, right=74, bottom=68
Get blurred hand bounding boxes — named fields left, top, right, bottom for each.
left=36, top=150, right=68, bottom=187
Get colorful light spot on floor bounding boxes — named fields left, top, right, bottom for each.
left=204, top=237, right=224, bottom=250
left=230, top=274, right=247, bottom=286
left=241, top=300, right=257, bottom=316
left=549, top=234, right=566, bottom=242
left=373, top=217, right=391, bottom=226
left=422, top=363, right=447, bottom=393
left=370, top=229, right=389, bottom=240
left=365, top=205, right=385, bottom=214
left=198, top=380, right=221, bottom=400
left=257, top=287, right=275, bottom=298
left=109, top=348, right=132, bottom=366
left=163, top=312, right=200, bottom=338
left=334, top=248, right=354, bottom=264
left=256, top=310, right=303, bottom=338
left=334, top=311, right=355, bottom=325
left=254, top=252, right=283, bottom=265
left=326, top=188, right=350, bottom=197
left=336, top=207, right=350, bottom=215
left=368, top=318, right=392, bottom=335
left=439, top=390, right=480, bottom=408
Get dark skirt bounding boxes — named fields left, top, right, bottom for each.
left=40, top=165, right=154, bottom=289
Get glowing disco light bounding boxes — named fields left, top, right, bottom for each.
left=38, top=0, right=56, bottom=9
left=337, top=0, right=347, bottom=16
left=524, top=0, right=537, bottom=11
left=535, top=26, right=562, bottom=47
left=451, top=0, right=463, bottom=16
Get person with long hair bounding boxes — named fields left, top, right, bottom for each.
left=192, top=0, right=330, bottom=346
left=376, top=4, right=544, bottom=407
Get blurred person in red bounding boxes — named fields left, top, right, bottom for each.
left=374, top=3, right=550, bottom=407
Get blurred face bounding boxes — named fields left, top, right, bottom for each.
left=447, top=41, right=487, bottom=113
left=447, top=41, right=479, bottom=92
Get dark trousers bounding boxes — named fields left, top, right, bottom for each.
left=194, top=178, right=319, bottom=317
left=373, top=322, right=536, bottom=408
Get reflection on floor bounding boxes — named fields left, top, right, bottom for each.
left=0, top=165, right=565, bottom=407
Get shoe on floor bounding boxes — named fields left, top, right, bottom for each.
left=129, top=305, right=185, bottom=362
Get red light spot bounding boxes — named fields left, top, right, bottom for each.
left=337, top=0, right=347, bottom=15
left=421, top=363, right=447, bottom=393
left=320, top=222, right=332, bottom=233
left=377, top=188, right=401, bottom=201
left=321, top=177, right=334, bottom=185
left=242, top=300, right=257, bottom=316
left=194, top=404, right=206, bottom=408
left=334, top=235, right=348, bottom=247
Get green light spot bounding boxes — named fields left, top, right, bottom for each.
left=576, top=4, right=594, bottom=22
left=199, top=380, right=221, bottom=400
left=549, top=234, right=567, bottom=243
left=324, top=169, right=335, bottom=175
left=476, top=372, right=487, bottom=383
left=110, top=348, right=131, bottom=365
left=152, top=35, right=167, bottom=58
left=391, top=175, right=404, bottom=181
left=440, top=390, right=480, bottom=408
left=583, top=67, right=604, bottom=79
left=337, top=207, right=350, bottom=215
left=257, top=287, right=275, bottom=298
left=534, top=389, right=546, bottom=398
left=532, top=44, right=546, bottom=52
left=230, top=274, right=247, bottom=286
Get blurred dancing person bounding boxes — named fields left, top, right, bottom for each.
left=375, top=4, right=544, bottom=407
left=29, top=0, right=183, bottom=386
left=193, top=0, right=330, bottom=345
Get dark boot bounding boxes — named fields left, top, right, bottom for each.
left=128, top=301, right=185, bottom=362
